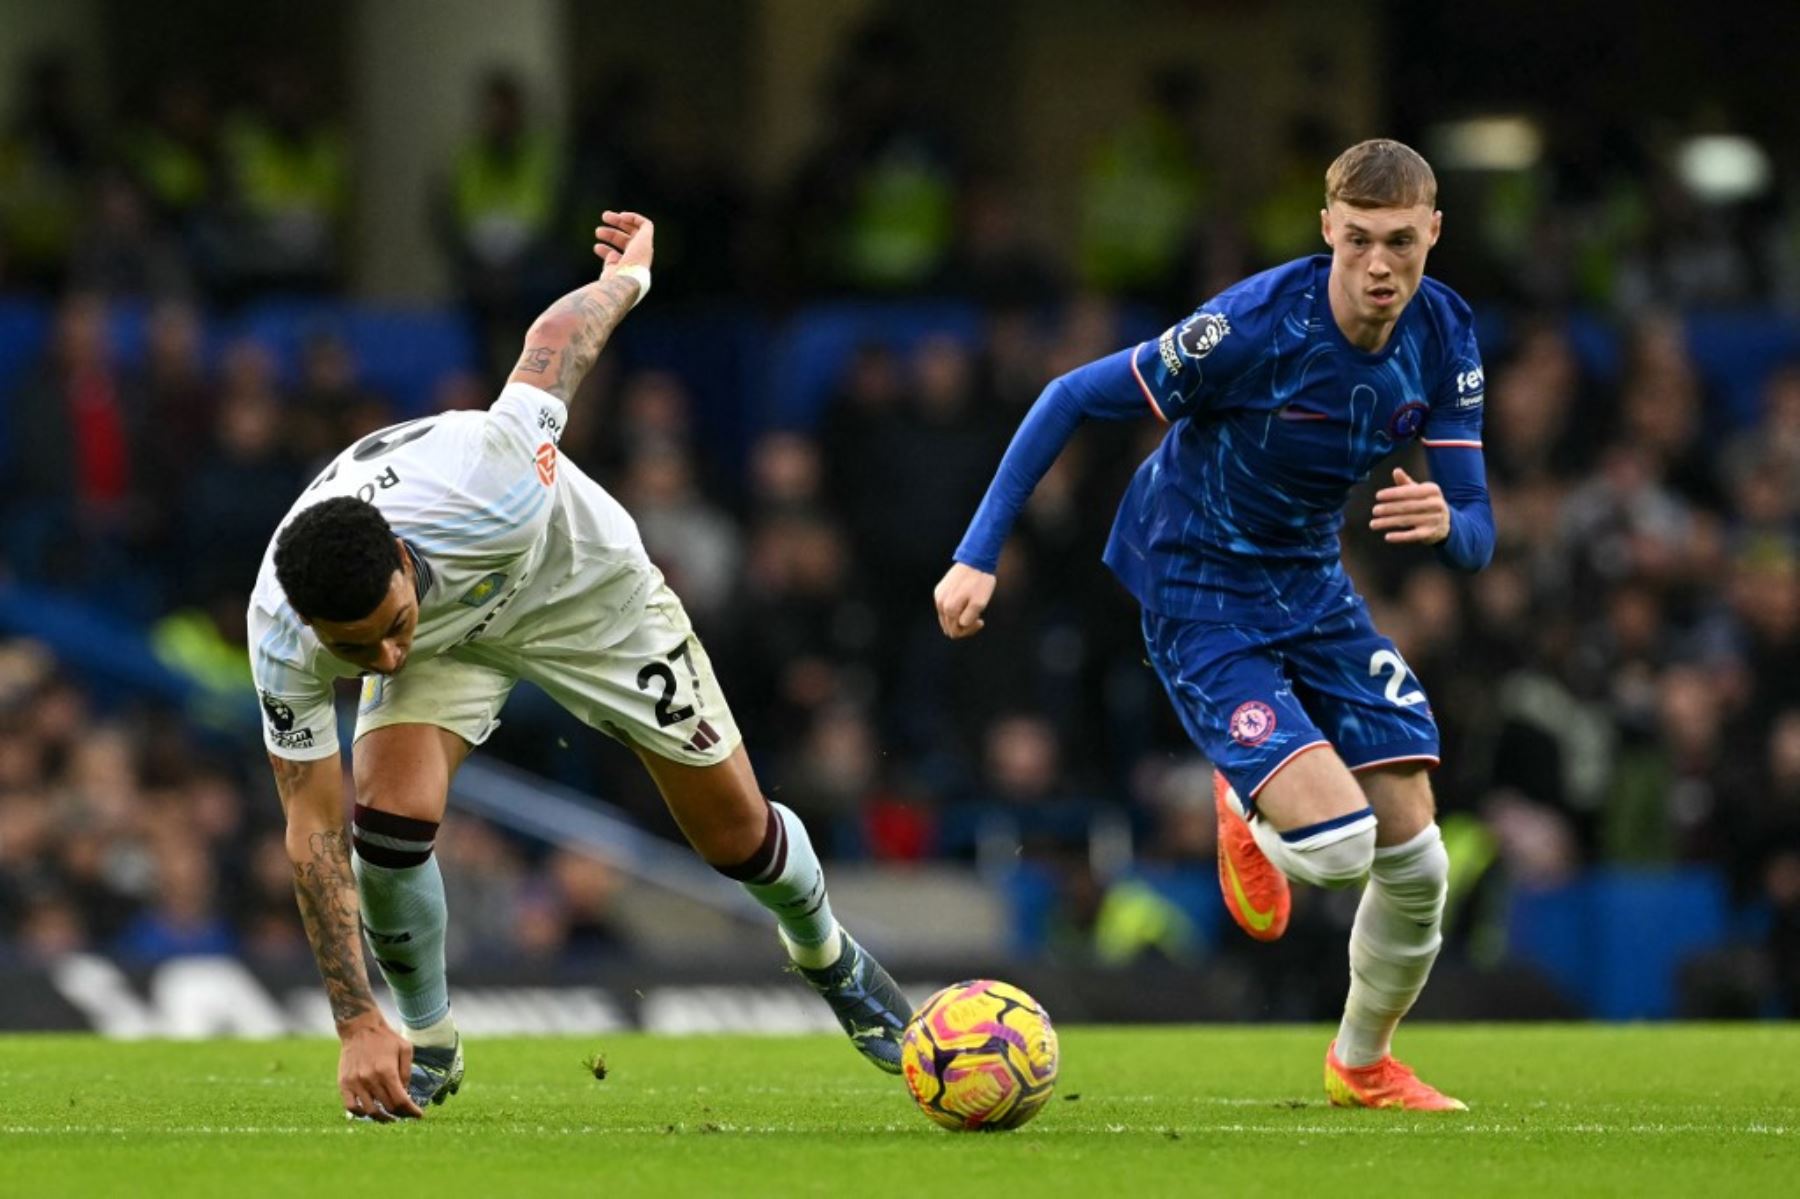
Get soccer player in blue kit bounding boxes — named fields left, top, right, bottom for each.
left=935, top=140, right=1492, bottom=1109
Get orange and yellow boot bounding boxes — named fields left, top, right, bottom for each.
left=1324, top=1041, right=1468, bottom=1111
left=1214, top=770, right=1290, bottom=942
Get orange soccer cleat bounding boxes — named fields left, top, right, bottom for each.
left=1214, top=770, right=1290, bottom=942
left=1324, top=1041, right=1468, bottom=1111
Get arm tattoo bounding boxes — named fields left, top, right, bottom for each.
left=512, top=276, right=641, bottom=403
left=291, top=826, right=377, bottom=1025
left=291, top=828, right=376, bottom=1022
left=269, top=755, right=309, bottom=813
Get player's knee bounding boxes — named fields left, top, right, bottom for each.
left=1371, top=822, right=1449, bottom=917
left=1285, top=812, right=1378, bottom=889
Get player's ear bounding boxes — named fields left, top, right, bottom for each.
left=1320, top=207, right=1333, bottom=248
left=1428, top=210, right=1442, bottom=247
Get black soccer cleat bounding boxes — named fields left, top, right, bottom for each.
left=406, top=1035, right=465, bottom=1109
left=792, top=930, right=911, bottom=1075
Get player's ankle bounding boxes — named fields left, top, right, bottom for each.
left=403, top=1009, right=459, bottom=1049
left=780, top=924, right=843, bottom=970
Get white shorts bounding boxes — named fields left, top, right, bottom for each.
left=354, top=574, right=741, bottom=766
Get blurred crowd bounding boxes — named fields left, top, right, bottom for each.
left=2, top=26, right=1799, bottom=1015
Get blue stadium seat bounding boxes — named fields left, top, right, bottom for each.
left=1506, top=867, right=1733, bottom=1018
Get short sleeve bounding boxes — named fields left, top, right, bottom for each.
left=1422, top=325, right=1485, bottom=449
left=1127, top=307, right=1254, bottom=424
left=487, top=381, right=567, bottom=463
left=249, top=614, right=339, bottom=762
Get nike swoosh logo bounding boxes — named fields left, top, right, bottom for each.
left=1223, top=853, right=1276, bottom=931
left=1277, top=405, right=1330, bottom=422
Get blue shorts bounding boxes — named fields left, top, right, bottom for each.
left=1142, top=595, right=1440, bottom=806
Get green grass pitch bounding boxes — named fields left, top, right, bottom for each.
left=2, top=1026, right=1796, bottom=1197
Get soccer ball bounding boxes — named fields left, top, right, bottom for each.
left=900, top=979, right=1059, bottom=1131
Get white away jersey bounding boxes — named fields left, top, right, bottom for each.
left=249, top=382, right=651, bottom=760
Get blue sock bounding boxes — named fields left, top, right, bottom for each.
left=351, top=804, right=450, bottom=1029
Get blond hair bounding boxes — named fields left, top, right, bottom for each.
left=1325, top=139, right=1437, bottom=209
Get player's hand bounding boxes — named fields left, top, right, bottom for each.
left=337, top=1012, right=423, bottom=1122
left=934, top=562, right=996, bottom=640
left=593, top=210, right=654, bottom=275
left=1370, top=467, right=1451, bottom=545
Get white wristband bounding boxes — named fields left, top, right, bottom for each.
left=614, top=264, right=651, bottom=308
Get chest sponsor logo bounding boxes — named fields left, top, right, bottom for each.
left=1455, top=365, right=1485, bottom=408
left=536, top=442, right=557, bottom=487
left=260, top=691, right=314, bottom=749
left=1177, top=312, right=1231, bottom=360
left=360, top=675, right=388, bottom=714
left=458, top=572, right=509, bottom=608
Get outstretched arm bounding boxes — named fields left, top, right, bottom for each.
left=507, top=210, right=655, bottom=404
left=273, top=753, right=423, bottom=1121
left=935, top=347, right=1148, bottom=638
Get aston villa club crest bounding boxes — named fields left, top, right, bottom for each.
left=458, top=572, right=508, bottom=608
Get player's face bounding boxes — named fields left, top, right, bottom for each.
left=306, top=556, right=420, bottom=676
left=1321, top=201, right=1441, bottom=333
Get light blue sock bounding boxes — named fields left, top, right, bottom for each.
left=353, top=853, right=451, bottom=1029
left=731, top=802, right=840, bottom=954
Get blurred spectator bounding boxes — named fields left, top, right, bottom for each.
left=178, top=344, right=305, bottom=602
left=66, top=169, right=192, bottom=299
left=785, top=21, right=960, bottom=294
left=5, top=292, right=133, bottom=590
left=439, top=70, right=561, bottom=370
left=0, top=53, right=92, bottom=290
left=124, top=78, right=220, bottom=233
left=624, top=441, right=742, bottom=625
left=113, top=838, right=237, bottom=963
left=1077, top=65, right=1210, bottom=306
left=215, top=59, right=347, bottom=295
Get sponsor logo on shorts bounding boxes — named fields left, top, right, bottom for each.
left=1388, top=400, right=1429, bottom=441
left=535, top=442, right=557, bottom=486
left=1229, top=700, right=1277, bottom=747
left=260, top=690, right=315, bottom=749
left=360, top=675, right=388, bottom=714
left=1177, top=312, right=1231, bottom=360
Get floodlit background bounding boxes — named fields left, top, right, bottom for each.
left=1, top=0, right=1797, bottom=1034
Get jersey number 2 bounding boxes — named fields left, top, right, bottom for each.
left=637, top=643, right=697, bottom=728
left=1368, top=650, right=1425, bottom=707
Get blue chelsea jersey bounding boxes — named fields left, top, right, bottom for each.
left=1102, top=255, right=1487, bottom=623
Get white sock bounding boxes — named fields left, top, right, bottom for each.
left=1336, top=823, right=1449, bottom=1067
left=403, top=1008, right=458, bottom=1049
left=1247, top=804, right=1377, bottom=890
left=779, top=924, right=844, bottom=970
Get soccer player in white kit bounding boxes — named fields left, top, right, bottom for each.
left=251, top=212, right=911, bottom=1122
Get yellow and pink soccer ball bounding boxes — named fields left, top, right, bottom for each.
left=900, top=979, right=1059, bottom=1131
